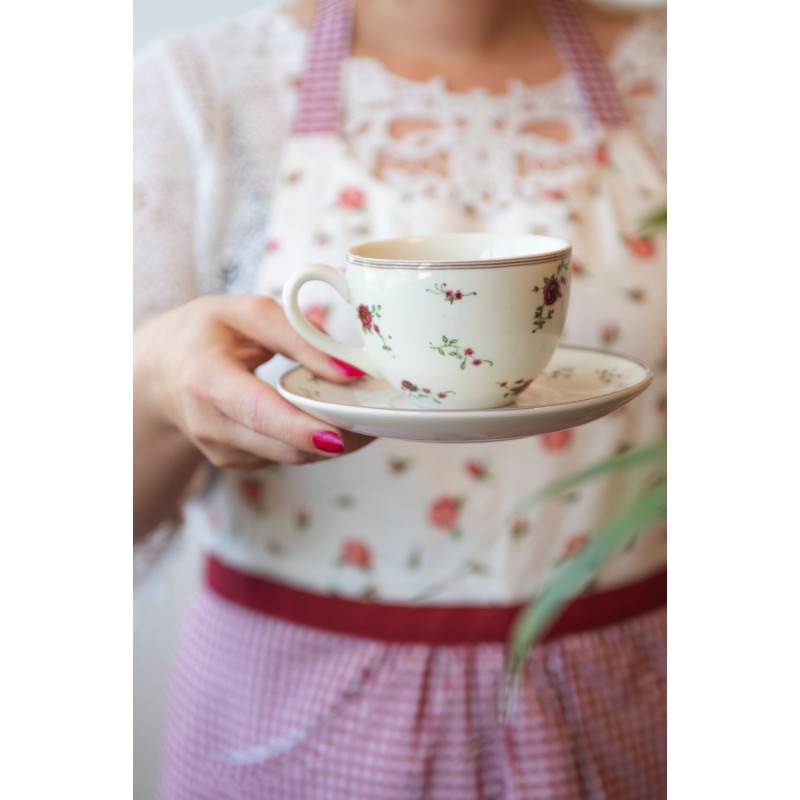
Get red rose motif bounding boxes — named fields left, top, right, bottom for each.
left=339, top=187, right=366, bottom=209
left=542, top=278, right=562, bottom=306
left=542, top=188, right=567, bottom=201
left=401, top=379, right=417, bottom=392
left=465, top=460, right=488, bottom=480
left=541, top=429, right=574, bottom=452
left=594, top=143, right=609, bottom=166
left=572, top=259, right=584, bottom=276
left=625, top=235, right=656, bottom=259
left=238, top=477, right=264, bottom=508
left=563, top=533, right=589, bottom=559
left=358, top=304, right=372, bottom=328
left=429, top=496, right=461, bottom=530
left=341, top=539, right=372, bottom=570
left=601, top=321, right=620, bottom=345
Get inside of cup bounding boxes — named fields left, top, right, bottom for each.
left=349, top=233, right=570, bottom=265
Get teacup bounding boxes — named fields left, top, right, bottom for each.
left=282, top=233, right=572, bottom=409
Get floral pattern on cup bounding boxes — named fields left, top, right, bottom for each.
left=429, top=336, right=494, bottom=369
left=497, top=378, right=533, bottom=398
left=426, top=282, right=478, bottom=304
left=400, top=379, right=455, bottom=404
left=357, top=303, right=392, bottom=351
left=532, top=257, right=570, bottom=333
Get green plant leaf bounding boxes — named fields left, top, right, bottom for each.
left=499, top=477, right=666, bottom=721
left=509, top=440, right=665, bottom=518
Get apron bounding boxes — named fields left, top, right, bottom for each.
left=201, top=0, right=667, bottom=615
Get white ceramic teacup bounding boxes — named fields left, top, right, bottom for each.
left=282, top=233, right=572, bottom=409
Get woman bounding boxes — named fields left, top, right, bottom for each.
left=134, top=0, right=667, bottom=796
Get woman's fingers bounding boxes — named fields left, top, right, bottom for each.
left=214, top=295, right=363, bottom=384
left=183, top=350, right=359, bottom=460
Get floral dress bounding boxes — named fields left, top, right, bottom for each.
left=133, top=0, right=667, bottom=797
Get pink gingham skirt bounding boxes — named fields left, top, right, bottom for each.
left=156, top=572, right=666, bottom=799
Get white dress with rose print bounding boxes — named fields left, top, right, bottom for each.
left=133, top=0, right=667, bottom=604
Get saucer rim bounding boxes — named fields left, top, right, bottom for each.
left=277, top=344, right=654, bottom=417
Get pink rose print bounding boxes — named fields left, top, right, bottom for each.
left=625, top=235, right=656, bottom=259
left=238, top=477, right=265, bottom=511
left=511, top=517, right=531, bottom=538
left=572, top=259, right=585, bottom=277
left=600, top=321, right=620, bottom=345
left=542, top=188, right=567, bottom=201
left=465, top=460, right=490, bottom=481
left=541, top=429, right=574, bottom=452
left=265, top=238, right=281, bottom=253
left=340, top=539, right=373, bottom=570
left=428, top=495, right=463, bottom=538
left=594, top=142, right=610, bottom=166
left=339, top=187, right=366, bottom=209
left=562, top=533, right=589, bottom=560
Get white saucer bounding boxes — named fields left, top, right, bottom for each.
left=277, top=345, right=654, bottom=443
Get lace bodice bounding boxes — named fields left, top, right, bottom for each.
left=133, top=0, right=665, bottom=324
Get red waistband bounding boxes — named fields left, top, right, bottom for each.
left=205, top=555, right=666, bottom=645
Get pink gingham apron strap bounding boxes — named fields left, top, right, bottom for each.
left=540, top=0, right=629, bottom=127
left=292, top=0, right=353, bottom=134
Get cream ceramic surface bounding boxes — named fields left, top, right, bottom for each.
left=277, top=345, right=653, bottom=443
left=282, top=234, right=572, bottom=409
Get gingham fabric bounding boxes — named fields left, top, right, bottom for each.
left=158, top=584, right=666, bottom=799
left=539, top=0, right=629, bottom=127
left=292, top=0, right=353, bottom=134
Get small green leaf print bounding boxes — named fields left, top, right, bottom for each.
left=335, top=495, right=355, bottom=509
left=295, top=509, right=310, bottom=531
left=429, top=338, right=494, bottom=369
left=426, top=282, right=477, bottom=304
left=388, top=457, right=413, bottom=474
left=497, top=379, right=533, bottom=398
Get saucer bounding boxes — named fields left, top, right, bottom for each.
left=277, top=345, right=654, bottom=443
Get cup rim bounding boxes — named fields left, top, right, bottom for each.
left=347, top=233, right=571, bottom=269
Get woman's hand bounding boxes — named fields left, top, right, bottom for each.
left=134, top=295, right=372, bottom=538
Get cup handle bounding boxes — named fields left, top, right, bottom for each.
left=282, top=263, right=380, bottom=378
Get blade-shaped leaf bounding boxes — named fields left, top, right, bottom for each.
left=500, top=478, right=667, bottom=721
left=509, top=440, right=665, bottom=519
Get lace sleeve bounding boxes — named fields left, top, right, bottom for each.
left=133, top=39, right=222, bottom=327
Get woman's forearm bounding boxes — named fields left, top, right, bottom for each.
left=133, top=327, right=205, bottom=542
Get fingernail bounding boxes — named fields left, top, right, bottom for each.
left=312, top=430, right=345, bottom=454
left=330, top=357, right=366, bottom=378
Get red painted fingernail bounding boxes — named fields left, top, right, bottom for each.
left=330, top=357, right=366, bottom=377
left=312, top=430, right=345, bottom=454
